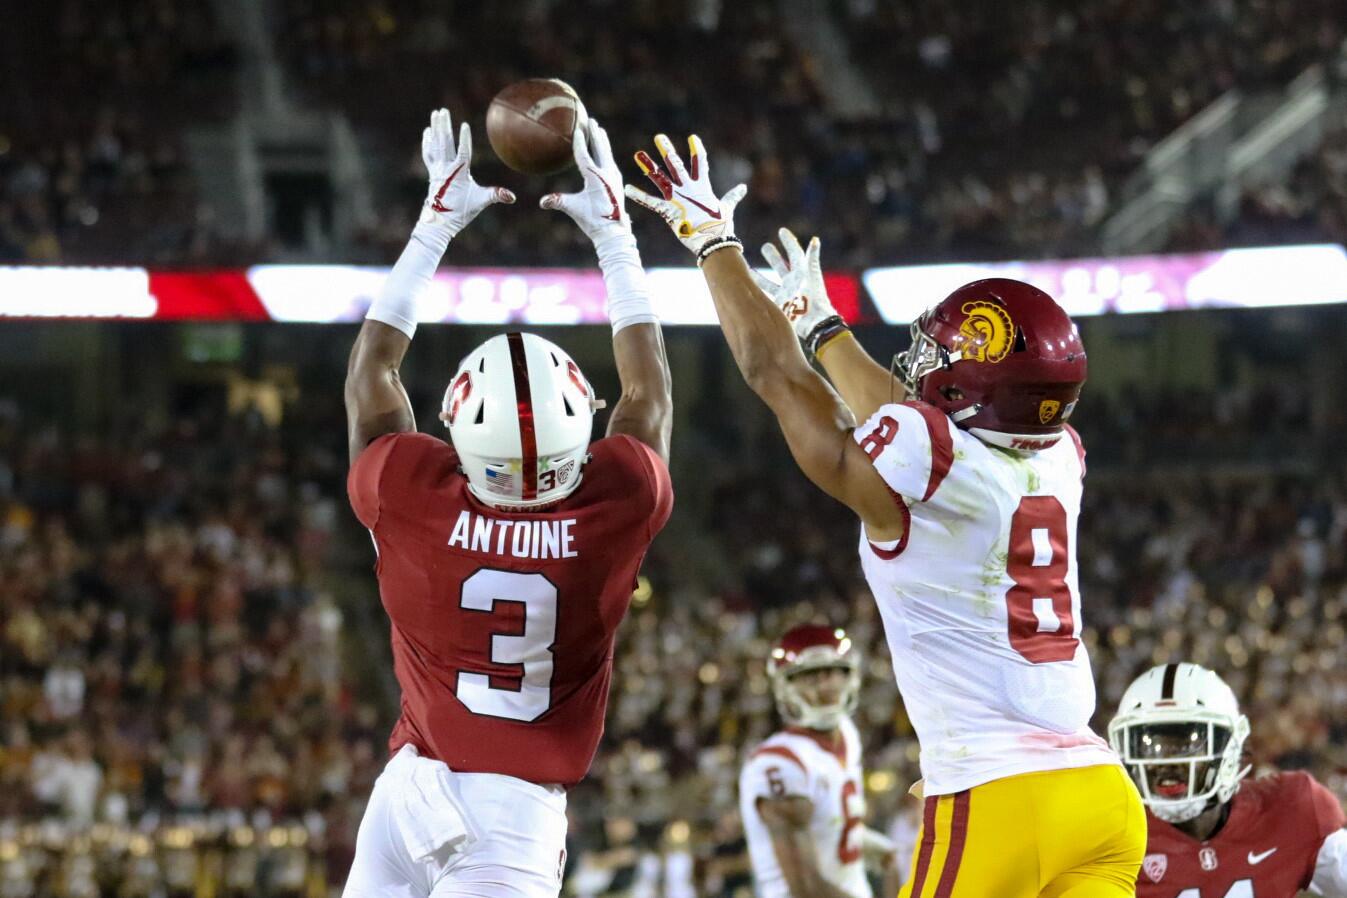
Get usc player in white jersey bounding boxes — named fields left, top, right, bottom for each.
left=627, top=133, right=1145, bottom=897
left=739, top=625, right=899, bottom=898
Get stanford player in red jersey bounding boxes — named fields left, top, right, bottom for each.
left=1110, top=663, right=1347, bottom=898
left=341, top=109, right=672, bottom=898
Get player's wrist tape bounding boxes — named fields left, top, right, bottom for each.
left=594, top=232, right=658, bottom=335
left=805, top=315, right=850, bottom=357
left=367, top=224, right=452, bottom=338
left=696, top=235, right=743, bottom=267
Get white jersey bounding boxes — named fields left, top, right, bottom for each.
left=739, top=718, right=871, bottom=898
left=854, top=401, right=1117, bottom=797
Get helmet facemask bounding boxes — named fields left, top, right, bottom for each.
left=894, top=316, right=950, bottom=398
left=1109, top=714, right=1251, bottom=823
left=771, top=655, right=861, bottom=731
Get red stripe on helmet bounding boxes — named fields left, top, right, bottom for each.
left=506, top=332, right=538, bottom=500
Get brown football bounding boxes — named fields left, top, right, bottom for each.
left=486, top=78, right=588, bottom=175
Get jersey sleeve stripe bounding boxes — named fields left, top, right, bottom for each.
left=750, top=745, right=807, bottom=775
left=869, top=491, right=912, bottom=560
left=908, top=796, right=939, bottom=897
left=904, top=401, right=955, bottom=501
left=1064, top=424, right=1086, bottom=479
left=932, top=791, right=971, bottom=898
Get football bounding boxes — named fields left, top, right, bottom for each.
left=486, top=78, right=589, bottom=175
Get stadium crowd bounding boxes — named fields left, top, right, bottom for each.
left=0, top=0, right=238, bottom=266
left=4, top=0, right=1343, bottom=267
left=3, top=353, right=1345, bottom=894
left=0, top=402, right=374, bottom=896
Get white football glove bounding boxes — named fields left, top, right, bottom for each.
left=750, top=227, right=839, bottom=341
left=624, top=134, right=746, bottom=261
left=418, top=108, right=515, bottom=241
left=540, top=118, right=631, bottom=249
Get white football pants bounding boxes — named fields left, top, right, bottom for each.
left=343, top=744, right=568, bottom=898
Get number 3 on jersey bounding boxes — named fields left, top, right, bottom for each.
left=1005, top=496, right=1078, bottom=663
left=456, top=569, right=557, bottom=721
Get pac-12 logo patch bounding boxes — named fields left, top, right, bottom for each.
left=1038, top=399, right=1061, bottom=424
left=958, top=300, right=1015, bottom=363
left=1142, top=854, right=1167, bottom=883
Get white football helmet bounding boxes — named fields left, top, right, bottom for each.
left=441, top=332, right=602, bottom=510
left=1108, top=663, right=1251, bottom=823
left=767, top=624, right=862, bottom=731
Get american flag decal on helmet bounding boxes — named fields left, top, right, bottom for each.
left=484, top=467, right=516, bottom=494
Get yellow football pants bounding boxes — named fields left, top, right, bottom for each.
left=898, top=764, right=1145, bottom=898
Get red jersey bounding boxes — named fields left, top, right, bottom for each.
left=1137, top=771, right=1345, bottom=898
left=348, top=431, right=672, bottom=786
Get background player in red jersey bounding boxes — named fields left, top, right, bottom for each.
left=341, top=109, right=673, bottom=898
left=1110, top=663, right=1347, bottom=898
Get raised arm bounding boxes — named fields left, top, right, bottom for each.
left=541, top=120, right=672, bottom=461
left=750, top=228, right=904, bottom=422
left=346, top=321, right=415, bottom=461
left=605, top=323, right=672, bottom=461
left=344, top=108, right=514, bottom=463
left=625, top=135, right=902, bottom=540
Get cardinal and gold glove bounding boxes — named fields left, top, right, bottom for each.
left=624, top=134, right=747, bottom=264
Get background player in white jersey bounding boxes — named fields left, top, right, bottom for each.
left=1111, top=663, right=1347, bottom=898
left=739, top=625, right=899, bottom=898
left=627, top=132, right=1145, bottom=896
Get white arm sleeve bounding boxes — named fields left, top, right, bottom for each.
left=1310, top=829, right=1347, bottom=897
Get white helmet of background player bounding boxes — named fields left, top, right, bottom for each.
left=767, top=625, right=862, bottom=730
left=1108, top=662, right=1251, bottom=824
left=441, top=332, right=602, bottom=510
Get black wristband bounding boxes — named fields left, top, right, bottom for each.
left=805, top=315, right=850, bottom=356
left=696, top=235, right=744, bottom=267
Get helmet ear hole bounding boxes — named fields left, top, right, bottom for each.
left=940, top=386, right=965, bottom=402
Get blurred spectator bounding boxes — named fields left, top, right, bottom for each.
left=5, top=2, right=1342, bottom=266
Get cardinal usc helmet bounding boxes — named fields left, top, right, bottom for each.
left=896, top=278, right=1086, bottom=450
left=441, top=332, right=603, bottom=510
left=1108, top=663, right=1251, bottom=824
left=766, top=625, right=861, bottom=730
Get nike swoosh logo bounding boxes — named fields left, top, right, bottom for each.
left=674, top=190, right=721, bottom=220
left=430, top=163, right=465, bottom=213
left=1248, top=848, right=1278, bottom=864
left=589, top=167, right=621, bottom=222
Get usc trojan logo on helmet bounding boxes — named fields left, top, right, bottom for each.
left=958, top=301, right=1015, bottom=363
